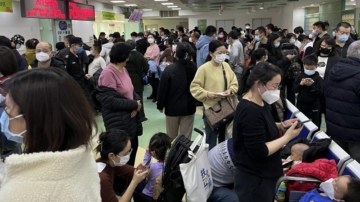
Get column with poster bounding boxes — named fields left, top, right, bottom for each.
left=55, top=20, right=72, bottom=43
left=197, top=19, right=207, bottom=34
left=0, top=0, right=13, bottom=12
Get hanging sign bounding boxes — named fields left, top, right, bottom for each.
left=20, top=0, right=66, bottom=19
left=102, top=11, right=115, bottom=20
left=0, top=0, right=13, bottom=13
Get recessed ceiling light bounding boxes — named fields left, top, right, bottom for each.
left=111, top=1, right=125, bottom=2
left=172, top=8, right=181, bottom=10
left=161, top=2, right=174, bottom=5
left=142, top=9, right=153, bottom=11
left=167, top=5, right=178, bottom=8
left=124, top=4, right=137, bottom=6
left=311, top=4, right=314, bottom=6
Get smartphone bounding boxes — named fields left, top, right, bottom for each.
left=143, top=158, right=151, bottom=171
left=305, top=78, right=314, bottom=82
left=284, top=120, right=311, bottom=129
left=282, top=160, right=294, bottom=168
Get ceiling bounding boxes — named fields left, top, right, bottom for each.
left=95, top=0, right=358, bottom=12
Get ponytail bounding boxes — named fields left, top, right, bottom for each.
left=238, top=66, right=254, bottom=96
left=205, top=54, right=212, bottom=62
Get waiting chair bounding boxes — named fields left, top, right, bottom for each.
left=339, top=160, right=360, bottom=179
left=284, top=100, right=300, bottom=120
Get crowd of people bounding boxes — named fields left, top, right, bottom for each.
left=0, top=19, right=359, bottom=202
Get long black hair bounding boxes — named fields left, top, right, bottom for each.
left=267, top=33, right=282, bottom=56
left=205, top=40, right=224, bottom=62
left=250, top=48, right=268, bottom=66
left=96, top=129, right=130, bottom=160
left=238, top=62, right=282, bottom=96
left=149, top=133, right=172, bottom=162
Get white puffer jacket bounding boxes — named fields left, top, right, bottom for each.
left=0, top=146, right=101, bottom=202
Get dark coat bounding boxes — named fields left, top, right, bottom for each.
left=94, top=86, right=143, bottom=137
left=335, top=38, right=354, bottom=58
left=266, top=47, right=291, bottom=70
left=30, top=57, right=66, bottom=70
left=312, top=33, right=330, bottom=53
left=325, top=57, right=360, bottom=143
left=126, top=51, right=149, bottom=93
left=293, top=72, right=324, bottom=103
left=156, top=60, right=197, bottom=116
left=136, top=38, right=149, bottom=55
left=89, top=68, right=102, bottom=88
left=55, top=47, right=89, bottom=65
left=12, top=49, right=28, bottom=71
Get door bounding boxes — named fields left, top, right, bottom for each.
left=252, top=18, right=271, bottom=28
left=216, top=20, right=234, bottom=33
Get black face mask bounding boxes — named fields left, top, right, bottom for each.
left=320, top=48, right=332, bottom=55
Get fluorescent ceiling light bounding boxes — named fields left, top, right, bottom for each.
left=155, top=0, right=168, bottom=1
left=172, top=8, right=181, bottom=10
left=161, top=3, right=174, bottom=5
left=124, top=4, right=137, bottom=6
left=167, top=5, right=178, bottom=8
left=111, top=1, right=125, bottom=3
left=142, top=9, right=153, bottom=11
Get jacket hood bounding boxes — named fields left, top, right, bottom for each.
left=102, top=42, right=114, bottom=49
left=195, top=35, right=214, bottom=49
left=330, top=57, right=360, bottom=82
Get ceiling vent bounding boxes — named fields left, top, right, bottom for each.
left=160, top=10, right=179, bottom=17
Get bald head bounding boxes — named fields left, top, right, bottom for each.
left=36, top=42, right=52, bottom=51
left=291, top=143, right=309, bottom=161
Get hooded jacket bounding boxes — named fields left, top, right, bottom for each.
left=335, top=37, right=354, bottom=58
left=0, top=146, right=101, bottom=202
left=195, top=35, right=214, bottom=68
left=100, top=42, right=113, bottom=65
left=30, top=57, right=66, bottom=70
left=325, top=57, right=360, bottom=142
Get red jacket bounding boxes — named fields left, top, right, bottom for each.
left=285, top=159, right=338, bottom=198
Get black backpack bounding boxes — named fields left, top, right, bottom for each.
left=155, top=130, right=202, bottom=202
left=282, top=44, right=301, bottom=79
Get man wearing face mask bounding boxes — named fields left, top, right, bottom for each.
left=228, top=30, right=244, bottom=83
left=334, top=22, right=354, bottom=58
left=30, top=42, right=66, bottom=69
left=300, top=176, right=360, bottom=202
left=246, top=26, right=267, bottom=59
left=311, top=21, right=329, bottom=54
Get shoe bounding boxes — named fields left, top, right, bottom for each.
left=147, top=95, right=155, bottom=99
left=152, top=99, right=157, bottom=103
left=140, top=118, right=148, bottom=123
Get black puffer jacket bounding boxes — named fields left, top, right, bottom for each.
left=94, top=86, right=143, bottom=137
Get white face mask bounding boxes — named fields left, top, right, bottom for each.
left=259, top=85, right=280, bottom=104
left=189, top=37, right=192, bottom=42
left=214, top=53, right=227, bottom=63
left=218, top=34, right=224, bottom=38
left=112, top=153, right=130, bottom=167
left=320, top=179, right=335, bottom=200
left=36, top=52, right=51, bottom=62
left=148, top=38, right=155, bottom=44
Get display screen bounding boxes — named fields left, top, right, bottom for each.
left=68, top=2, right=95, bottom=21
left=20, top=0, right=66, bottom=19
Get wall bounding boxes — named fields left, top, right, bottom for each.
left=292, top=8, right=305, bottom=31
left=72, top=20, right=95, bottom=43
left=0, top=1, right=40, bottom=41
left=319, top=1, right=343, bottom=29
left=142, top=19, right=189, bottom=30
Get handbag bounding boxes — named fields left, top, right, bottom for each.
left=179, top=132, right=213, bottom=202
left=204, top=64, right=238, bottom=131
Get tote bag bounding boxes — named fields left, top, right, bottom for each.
left=179, top=132, right=213, bottom=202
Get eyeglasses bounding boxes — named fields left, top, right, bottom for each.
left=263, top=82, right=282, bottom=90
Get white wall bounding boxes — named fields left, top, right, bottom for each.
left=293, top=8, right=305, bottom=30
left=142, top=19, right=188, bottom=30
left=72, top=20, right=95, bottom=43
left=0, top=1, right=41, bottom=41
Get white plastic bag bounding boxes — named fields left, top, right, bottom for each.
left=179, top=132, right=213, bottom=202
left=225, top=120, right=233, bottom=139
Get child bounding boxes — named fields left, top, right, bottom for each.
left=293, top=54, right=324, bottom=128
left=276, top=143, right=310, bottom=202
left=133, top=133, right=172, bottom=202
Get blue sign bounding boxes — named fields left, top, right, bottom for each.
left=58, top=21, right=67, bottom=30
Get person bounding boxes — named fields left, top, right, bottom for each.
left=207, top=138, right=239, bottom=202
left=282, top=29, right=289, bottom=38
left=298, top=35, right=312, bottom=54
left=100, top=32, right=115, bottom=65
left=324, top=21, right=330, bottom=31
left=133, top=132, right=172, bottom=202
left=0, top=35, right=28, bottom=71
left=191, top=40, right=238, bottom=150
left=292, top=55, right=323, bottom=128
left=98, top=32, right=106, bottom=45
left=144, top=34, right=160, bottom=102
left=265, top=33, right=293, bottom=71
left=131, top=32, right=138, bottom=41
left=325, top=41, right=360, bottom=163
left=23, top=38, right=39, bottom=65
left=10, top=34, right=25, bottom=55
left=136, top=32, right=149, bottom=55
left=159, top=37, right=174, bottom=64
left=249, top=48, right=268, bottom=66
left=334, top=22, right=353, bottom=58
left=350, top=25, right=358, bottom=40
left=218, top=30, right=226, bottom=43
left=294, top=26, right=304, bottom=49
left=125, top=40, right=149, bottom=123
left=300, top=176, right=360, bottom=202
left=233, top=62, right=303, bottom=202
left=86, top=44, right=106, bottom=77
left=196, top=25, right=217, bottom=68
left=245, top=26, right=267, bottom=58
left=108, top=34, right=114, bottom=42
left=0, top=46, right=20, bottom=159
left=55, top=42, right=65, bottom=54
left=0, top=68, right=101, bottom=201
left=311, top=21, right=330, bottom=54
left=194, top=26, right=202, bottom=35
left=113, top=32, right=125, bottom=44
left=190, top=31, right=200, bottom=45
left=157, top=42, right=197, bottom=139
left=30, top=42, right=66, bottom=69
left=96, top=129, right=149, bottom=202
left=228, top=30, right=244, bottom=80
left=266, top=24, right=275, bottom=36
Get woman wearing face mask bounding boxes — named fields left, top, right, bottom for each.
left=159, top=37, right=174, bottom=64
left=96, top=129, right=149, bottom=202
left=233, top=62, right=302, bottom=202
left=190, top=40, right=238, bottom=150
left=249, top=48, right=268, bottom=66
left=218, top=31, right=227, bottom=43
left=265, top=33, right=294, bottom=70
left=0, top=68, right=101, bottom=201
left=145, top=34, right=161, bottom=102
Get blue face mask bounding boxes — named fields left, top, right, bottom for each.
left=274, top=42, right=280, bottom=48
left=161, top=35, right=165, bottom=39
left=290, top=39, right=296, bottom=44
left=338, top=34, right=349, bottom=43
left=0, top=110, right=26, bottom=144
left=255, top=35, right=261, bottom=42
left=312, top=30, right=318, bottom=36
left=304, top=69, right=316, bottom=76
left=76, top=46, right=83, bottom=54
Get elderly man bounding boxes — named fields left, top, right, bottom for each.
left=30, top=42, right=66, bottom=69
left=325, top=41, right=360, bottom=163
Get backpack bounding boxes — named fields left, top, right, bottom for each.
left=285, top=61, right=302, bottom=79
left=155, top=135, right=199, bottom=202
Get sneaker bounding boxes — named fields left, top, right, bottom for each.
left=152, top=99, right=157, bottom=103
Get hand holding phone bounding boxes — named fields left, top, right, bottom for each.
left=282, top=160, right=294, bottom=168
left=142, top=158, right=151, bottom=172
left=284, top=120, right=311, bottom=129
